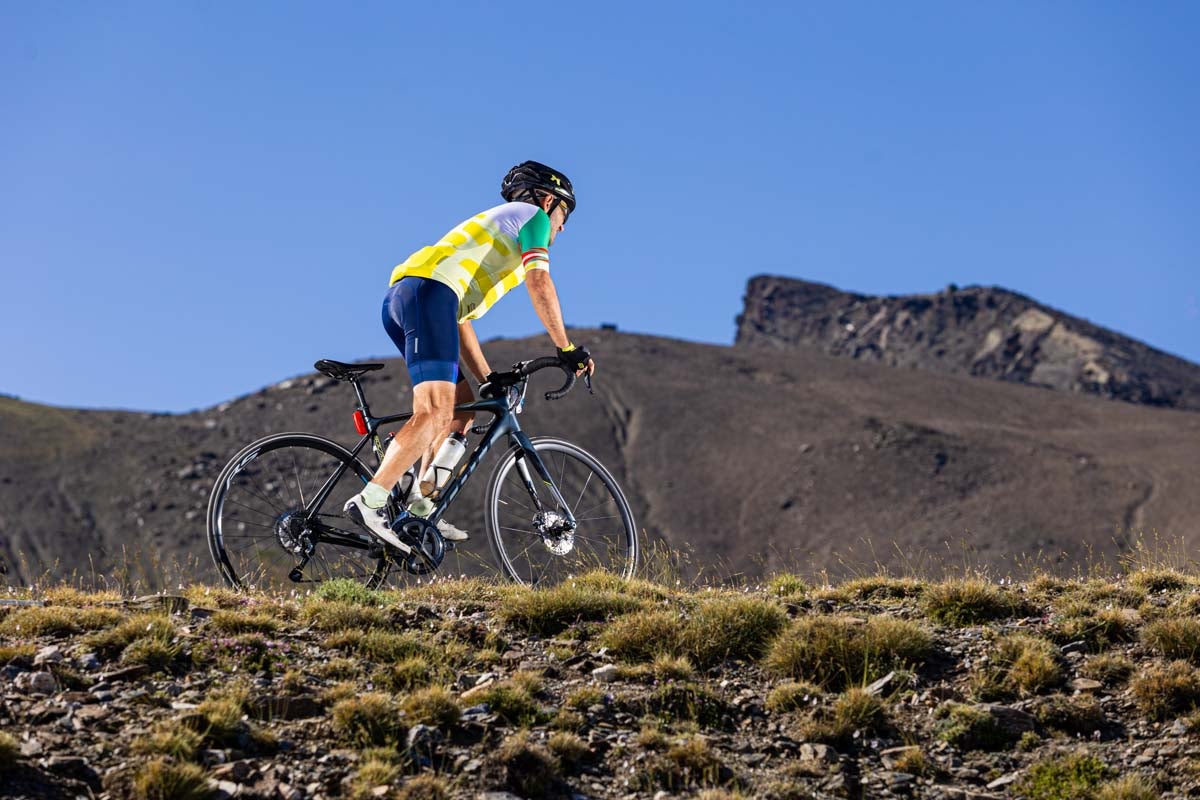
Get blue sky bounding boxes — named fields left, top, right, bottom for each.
left=4, top=1, right=1198, bottom=412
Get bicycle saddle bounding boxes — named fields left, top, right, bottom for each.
left=314, top=359, right=385, bottom=382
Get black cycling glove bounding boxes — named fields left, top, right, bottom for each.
left=557, top=343, right=592, bottom=373
left=480, top=370, right=516, bottom=399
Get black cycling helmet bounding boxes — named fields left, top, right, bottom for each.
left=501, top=160, right=576, bottom=214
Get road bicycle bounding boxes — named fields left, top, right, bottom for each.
left=206, top=357, right=638, bottom=589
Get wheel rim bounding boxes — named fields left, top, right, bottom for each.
left=490, top=442, right=636, bottom=587
left=211, top=440, right=387, bottom=589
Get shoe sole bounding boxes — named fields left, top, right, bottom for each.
left=344, top=502, right=412, bottom=554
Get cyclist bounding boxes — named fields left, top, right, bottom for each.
left=343, top=161, right=595, bottom=553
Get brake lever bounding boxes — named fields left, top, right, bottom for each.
left=583, top=373, right=595, bottom=395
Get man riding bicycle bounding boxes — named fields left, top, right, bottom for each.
left=344, top=161, right=595, bottom=553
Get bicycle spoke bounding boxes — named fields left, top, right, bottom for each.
left=572, top=471, right=593, bottom=514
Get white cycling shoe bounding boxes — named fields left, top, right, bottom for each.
left=343, top=496, right=411, bottom=554
left=436, top=519, right=470, bottom=542
left=407, top=495, right=469, bottom=541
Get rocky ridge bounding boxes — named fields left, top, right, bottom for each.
left=736, top=275, right=1200, bottom=411
left=3, top=567, right=1200, bottom=799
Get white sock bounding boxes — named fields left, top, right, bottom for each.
left=360, top=483, right=390, bottom=509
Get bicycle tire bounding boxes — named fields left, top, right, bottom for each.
left=484, top=436, right=638, bottom=586
left=206, top=432, right=390, bottom=589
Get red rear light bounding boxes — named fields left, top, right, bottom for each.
left=352, top=410, right=368, bottom=435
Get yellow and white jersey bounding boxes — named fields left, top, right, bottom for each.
left=389, top=201, right=552, bottom=322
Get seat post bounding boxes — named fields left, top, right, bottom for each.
left=351, top=378, right=372, bottom=418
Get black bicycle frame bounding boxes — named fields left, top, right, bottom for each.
left=302, top=380, right=577, bottom=533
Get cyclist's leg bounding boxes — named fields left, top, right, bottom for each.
left=373, top=277, right=461, bottom=492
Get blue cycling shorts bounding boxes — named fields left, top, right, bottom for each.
left=382, top=277, right=465, bottom=385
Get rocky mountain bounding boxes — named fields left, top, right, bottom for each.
left=736, top=276, right=1200, bottom=411
left=3, top=329, right=1200, bottom=588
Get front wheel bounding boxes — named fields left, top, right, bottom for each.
left=206, top=433, right=390, bottom=589
left=484, top=437, right=638, bottom=587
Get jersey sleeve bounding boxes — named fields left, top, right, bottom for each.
left=517, top=209, right=551, bottom=272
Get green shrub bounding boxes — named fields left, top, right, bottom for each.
left=314, top=578, right=384, bottom=606
left=766, top=614, right=932, bottom=690
left=935, top=703, right=1021, bottom=751
left=1013, top=753, right=1110, bottom=800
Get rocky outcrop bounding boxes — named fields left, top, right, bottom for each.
left=736, top=276, right=1200, bottom=410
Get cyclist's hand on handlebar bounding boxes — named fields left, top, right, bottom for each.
left=479, top=371, right=512, bottom=399
left=557, top=343, right=595, bottom=377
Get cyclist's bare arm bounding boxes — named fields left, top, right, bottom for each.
left=457, top=320, right=491, bottom=382
left=524, top=269, right=572, bottom=349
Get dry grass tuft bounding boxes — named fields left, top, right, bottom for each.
left=1080, top=653, right=1135, bottom=686
left=1094, top=775, right=1160, bottom=800
left=331, top=692, right=405, bottom=747
left=1128, top=568, right=1192, bottom=594
left=799, top=687, right=888, bottom=745
left=0, top=605, right=123, bottom=637
left=209, top=609, right=279, bottom=635
left=1131, top=660, right=1200, bottom=721
left=489, top=731, right=565, bottom=799
left=498, top=580, right=645, bottom=637
left=766, top=614, right=932, bottom=690
left=394, top=774, right=452, bottom=800
left=765, top=681, right=823, bottom=714
left=547, top=731, right=589, bottom=771
left=1143, top=617, right=1200, bottom=662
left=0, top=731, right=19, bottom=769
left=922, top=579, right=1029, bottom=627
left=130, top=758, right=212, bottom=800
left=840, top=576, right=926, bottom=601
left=401, top=686, right=460, bottom=729
left=302, top=600, right=387, bottom=632
left=971, top=633, right=1063, bottom=700
left=1032, top=693, right=1105, bottom=735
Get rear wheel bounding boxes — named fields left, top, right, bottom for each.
left=206, top=433, right=390, bottom=589
left=484, top=437, right=638, bottom=587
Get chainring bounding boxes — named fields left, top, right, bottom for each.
left=392, top=515, right=446, bottom=575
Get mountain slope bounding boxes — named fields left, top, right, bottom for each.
left=3, top=329, right=1200, bottom=586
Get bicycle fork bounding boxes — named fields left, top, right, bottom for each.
left=511, top=434, right=577, bottom=527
